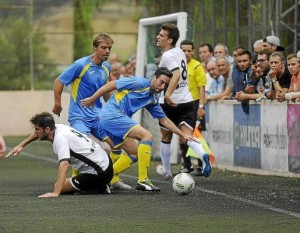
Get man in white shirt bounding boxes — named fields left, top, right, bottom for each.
left=5, top=112, right=113, bottom=198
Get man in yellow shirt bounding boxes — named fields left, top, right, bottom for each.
left=180, top=40, right=207, bottom=176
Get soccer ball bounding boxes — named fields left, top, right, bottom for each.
left=172, top=173, right=195, bottom=195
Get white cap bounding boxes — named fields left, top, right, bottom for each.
left=297, top=50, right=300, bottom=58
left=263, top=36, right=285, bottom=51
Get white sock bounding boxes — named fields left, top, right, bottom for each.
left=187, top=140, right=206, bottom=161
left=160, top=142, right=171, bottom=174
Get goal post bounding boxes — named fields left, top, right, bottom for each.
left=134, top=12, right=189, bottom=164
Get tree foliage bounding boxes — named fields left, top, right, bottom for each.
left=137, top=0, right=299, bottom=54
left=0, top=17, right=59, bottom=90
left=73, top=0, right=108, bottom=60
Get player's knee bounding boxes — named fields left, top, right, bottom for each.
left=143, top=130, right=153, bottom=141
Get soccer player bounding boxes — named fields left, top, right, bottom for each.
left=52, top=33, right=131, bottom=190
left=3, top=112, right=113, bottom=198
left=180, top=39, right=206, bottom=175
left=80, top=67, right=198, bottom=192
left=156, top=23, right=212, bottom=179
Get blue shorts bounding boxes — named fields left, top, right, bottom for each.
left=69, top=117, right=108, bottom=141
left=99, top=112, right=138, bottom=147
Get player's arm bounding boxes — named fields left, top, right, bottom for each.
left=52, top=78, right=64, bottom=116
left=5, top=132, right=38, bottom=158
left=80, top=81, right=117, bottom=107
left=38, top=160, right=69, bottom=198
left=164, top=69, right=180, bottom=107
left=159, top=117, right=198, bottom=142
left=0, top=133, right=6, bottom=156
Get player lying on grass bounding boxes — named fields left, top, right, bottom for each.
left=80, top=66, right=206, bottom=192
left=2, top=112, right=113, bottom=198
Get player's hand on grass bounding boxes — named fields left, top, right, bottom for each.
left=4, top=146, right=24, bottom=159
left=80, top=97, right=95, bottom=108
left=38, top=192, right=59, bottom=198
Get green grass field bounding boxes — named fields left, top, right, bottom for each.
left=1, top=136, right=299, bottom=233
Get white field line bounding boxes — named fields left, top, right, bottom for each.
left=11, top=149, right=300, bottom=219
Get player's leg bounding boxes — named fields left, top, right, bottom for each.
left=178, top=103, right=212, bottom=177
left=159, top=128, right=173, bottom=179
left=92, top=120, right=132, bottom=190
left=125, top=125, right=160, bottom=192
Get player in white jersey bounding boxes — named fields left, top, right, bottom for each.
left=4, top=112, right=113, bottom=198
left=156, top=23, right=212, bottom=179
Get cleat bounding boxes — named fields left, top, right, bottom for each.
left=156, top=164, right=172, bottom=180
left=136, top=178, right=160, bottom=192
left=110, top=180, right=132, bottom=190
left=179, top=165, right=194, bottom=173
left=104, top=185, right=112, bottom=194
left=194, top=166, right=204, bottom=177
left=202, top=154, right=212, bottom=177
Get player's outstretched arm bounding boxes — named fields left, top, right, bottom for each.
left=4, top=132, right=38, bottom=158
left=80, top=81, right=117, bottom=107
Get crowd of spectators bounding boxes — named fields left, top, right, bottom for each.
left=109, top=35, right=300, bottom=114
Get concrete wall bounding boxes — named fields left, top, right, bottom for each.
left=0, top=91, right=70, bottom=136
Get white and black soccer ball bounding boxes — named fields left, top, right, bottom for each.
left=172, top=173, right=195, bottom=195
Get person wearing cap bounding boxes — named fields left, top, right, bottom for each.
left=262, top=36, right=285, bottom=52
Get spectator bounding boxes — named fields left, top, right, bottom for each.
left=198, top=43, right=215, bottom=67
left=276, top=54, right=300, bottom=102
left=262, top=36, right=285, bottom=52
left=214, top=43, right=235, bottom=66
left=206, top=60, right=225, bottom=98
left=237, top=49, right=273, bottom=102
left=253, top=39, right=264, bottom=53
left=267, top=52, right=291, bottom=99
left=199, top=43, right=215, bottom=93
left=109, top=53, right=120, bottom=64
left=145, top=53, right=161, bottom=79
left=232, top=49, right=252, bottom=95
left=208, top=56, right=233, bottom=100
left=110, top=62, right=123, bottom=81
left=232, top=46, right=245, bottom=64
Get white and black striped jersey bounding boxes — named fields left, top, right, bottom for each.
left=52, top=124, right=109, bottom=174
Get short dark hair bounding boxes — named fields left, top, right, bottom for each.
left=199, top=43, right=213, bottom=53
left=161, top=23, right=180, bottom=46
left=30, top=112, right=55, bottom=130
left=154, top=66, right=173, bottom=78
left=180, top=39, right=194, bottom=49
left=237, top=49, right=252, bottom=59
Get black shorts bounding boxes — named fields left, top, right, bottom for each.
left=70, top=158, right=113, bottom=193
left=159, top=101, right=197, bottom=130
